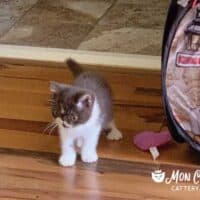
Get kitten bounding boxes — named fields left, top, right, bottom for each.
left=50, top=59, right=122, bottom=166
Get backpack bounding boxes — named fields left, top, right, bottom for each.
left=162, top=0, right=200, bottom=151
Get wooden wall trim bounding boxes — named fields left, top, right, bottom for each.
left=0, top=45, right=161, bottom=71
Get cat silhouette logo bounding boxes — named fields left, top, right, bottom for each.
left=151, top=169, right=166, bottom=183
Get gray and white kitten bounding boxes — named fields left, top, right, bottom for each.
left=50, top=59, right=122, bottom=166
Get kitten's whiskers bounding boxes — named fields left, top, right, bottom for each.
left=48, top=123, right=58, bottom=135
left=43, top=121, right=58, bottom=135
left=47, top=98, right=56, bottom=107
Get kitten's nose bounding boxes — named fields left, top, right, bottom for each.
left=61, top=114, right=66, bottom=121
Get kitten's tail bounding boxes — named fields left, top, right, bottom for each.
left=66, top=58, right=83, bottom=77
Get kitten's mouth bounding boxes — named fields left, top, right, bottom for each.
left=62, top=122, right=72, bottom=128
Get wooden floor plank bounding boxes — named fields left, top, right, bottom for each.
left=0, top=128, right=199, bottom=168
left=0, top=150, right=199, bottom=200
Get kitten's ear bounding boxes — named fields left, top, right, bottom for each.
left=77, top=93, right=95, bottom=109
left=50, top=81, right=69, bottom=93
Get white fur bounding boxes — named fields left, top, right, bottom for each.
left=76, top=137, right=83, bottom=148
left=60, top=103, right=65, bottom=115
left=56, top=100, right=101, bottom=167
left=77, top=101, right=83, bottom=110
left=177, top=0, right=189, bottom=7
left=106, top=121, right=123, bottom=140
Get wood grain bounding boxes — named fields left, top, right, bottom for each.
left=0, top=128, right=199, bottom=167
left=0, top=63, right=161, bottom=107
left=0, top=48, right=199, bottom=199
left=0, top=150, right=199, bottom=200
left=0, top=105, right=163, bottom=131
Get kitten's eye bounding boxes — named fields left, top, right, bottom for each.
left=52, top=109, right=58, bottom=117
left=72, top=115, right=78, bottom=122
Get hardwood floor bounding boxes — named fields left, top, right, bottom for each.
left=0, top=149, right=199, bottom=200
left=0, top=53, right=200, bottom=199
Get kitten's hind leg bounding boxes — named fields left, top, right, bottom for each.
left=106, top=120, right=123, bottom=140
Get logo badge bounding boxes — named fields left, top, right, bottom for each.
left=151, top=169, right=166, bottom=183
left=176, top=52, right=200, bottom=67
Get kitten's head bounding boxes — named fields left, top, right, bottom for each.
left=50, top=81, right=95, bottom=128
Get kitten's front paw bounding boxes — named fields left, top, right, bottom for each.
left=107, top=128, right=123, bottom=140
left=81, top=151, right=98, bottom=163
left=59, top=154, right=76, bottom=167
